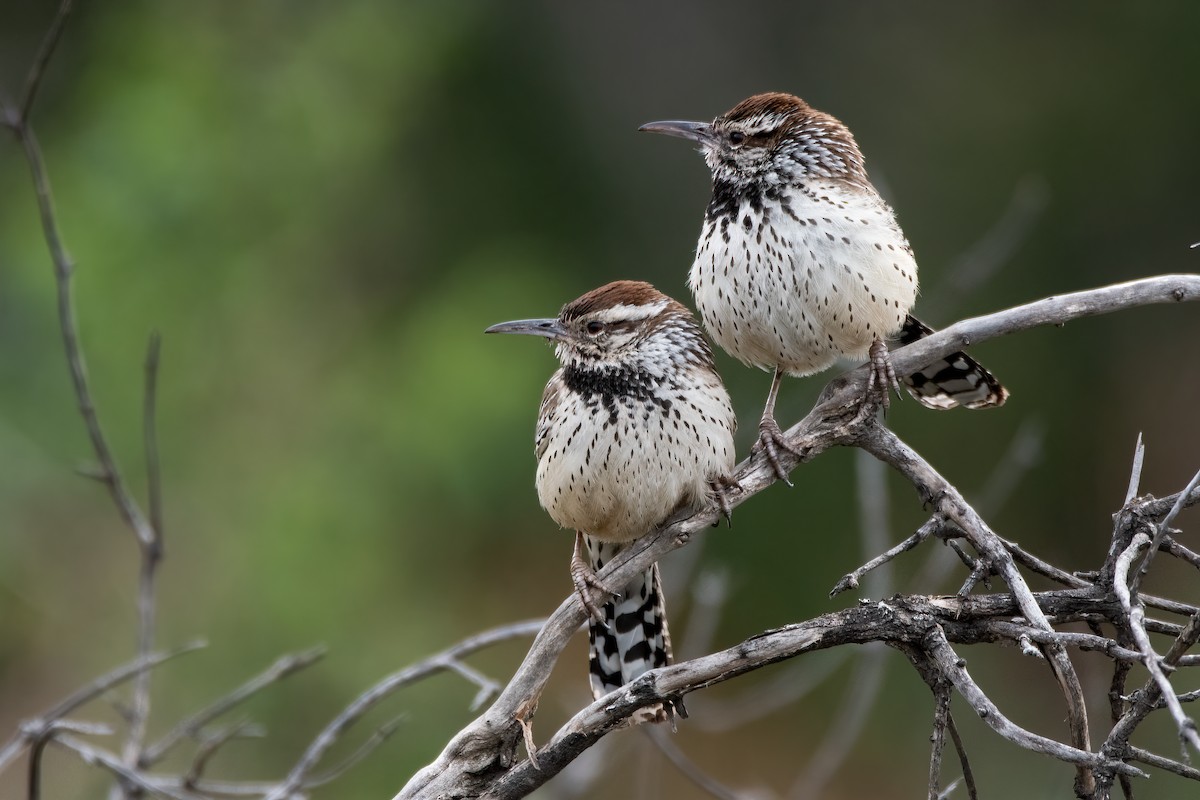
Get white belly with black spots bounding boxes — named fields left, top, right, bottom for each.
left=535, top=374, right=735, bottom=543
left=689, top=183, right=918, bottom=376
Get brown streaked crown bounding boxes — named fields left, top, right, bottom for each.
left=709, top=92, right=869, bottom=189
left=560, top=280, right=677, bottom=321
left=720, top=92, right=813, bottom=124
left=554, top=281, right=715, bottom=371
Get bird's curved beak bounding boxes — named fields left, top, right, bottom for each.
left=638, top=120, right=716, bottom=146
left=484, top=318, right=566, bottom=340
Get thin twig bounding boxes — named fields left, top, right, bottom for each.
left=10, top=67, right=156, bottom=553
left=1162, top=536, right=1200, bottom=570
left=914, top=418, right=1044, bottom=593
left=143, top=331, right=165, bottom=549
left=1003, top=540, right=1089, bottom=588
left=957, top=557, right=993, bottom=597
left=125, top=513, right=164, bottom=783
left=917, top=627, right=1140, bottom=777
left=18, top=0, right=75, bottom=123
left=29, top=720, right=113, bottom=800
left=8, top=12, right=166, bottom=790
left=142, top=645, right=327, bottom=766
left=906, top=643, right=977, bottom=800
left=0, top=641, right=205, bottom=773
left=936, top=778, right=963, bottom=800
left=304, top=716, right=405, bottom=788
left=1124, top=434, right=1146, bottom=506
left=928, top=682, right=951, bottom=800
left=1143, top=594, right=1200, bottom=620
left=1154, top=690, right=1200, bottom=708
left=831, top=517, right=942, bottom=597
left=1104, top=616, right=1136, bottom=800
left=445, top=658, right=504, bottom=712
left=41, top=722, right=394, bottom=799
left=984, top=621, right=1145, bottom=662
left=269, top=619, right=544, bottom=800
left=946, top=540, right=978, bottom=572
left=885, top=275, right=1200, bottom=390
left=945, top=712, right=977, bottom=800
left=858, top=424, right=1097, bottom=795
left=1112, top=535, right=1200, bottom=754
left=49, top=736, right=199, bottom=800
left=1126, top=745, right=1200, bottom=781
left=182, top=721, right=261, bottom=791
left=1131, top=467, right=1200, bottom=598
left=1136, top=483, right=1200, bottom=519
left=124, top=332, right=166, bottom=782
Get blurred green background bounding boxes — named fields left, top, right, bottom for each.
left=2, top=2, right=1199, bottom=798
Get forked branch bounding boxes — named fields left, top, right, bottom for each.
left=397, top=273, right=1200, bottom=800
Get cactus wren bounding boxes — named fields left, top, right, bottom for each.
left=487, top=280, right=736, bottom=723
left=641, top=92, right=1007, bottom=479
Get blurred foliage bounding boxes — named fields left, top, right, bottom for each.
left=2, top=2, right=1199, bottom=798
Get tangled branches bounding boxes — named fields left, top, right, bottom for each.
left=398, top=277, right=1200, bottom=800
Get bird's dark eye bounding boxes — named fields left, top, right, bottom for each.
left=729, top=130, right=746, bottom=145
left=585, top=321, right=605, bottom=335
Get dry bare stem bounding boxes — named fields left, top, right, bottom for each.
left=3, top=3, right=167, bottom=792
left=479, top=595, right=1150, bottom=799
left=141, top=646, right=327, bottom=767
left=267, top=619, right=545, bottom=800
left=0, top=641, right=205, bottom=774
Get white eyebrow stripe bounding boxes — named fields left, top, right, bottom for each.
left=591, top=299, right=669, bottom=323
left=745, top=111, right=791, bottom=131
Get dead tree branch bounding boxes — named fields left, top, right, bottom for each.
left=0, top=641, right=206, bottom=774
left=397, top=273, right=1200, bottom=800
left=4, top=6, right=510, bottom=798
left=266, top=620, right=545, bottom=800
left=3, top=3, right=167, bottom=793
left=479, top=595, right=1152, bottom=799
left=141, top=646, right=328, bottom=767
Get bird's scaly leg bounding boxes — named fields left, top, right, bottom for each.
left=570, top=531, right=612, bottom=624
left=752, top=367, right=800, bottom=485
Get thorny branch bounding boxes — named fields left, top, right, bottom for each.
left=480, top=594, right=1156, bottom=799
left=397, top=273, right=1200, bottom=800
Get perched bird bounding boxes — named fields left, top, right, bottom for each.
left=487, top=280, right=736, bottom=723
left=641, top=92, right=1007, bottom=479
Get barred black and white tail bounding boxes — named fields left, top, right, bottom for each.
left=584, top=536, right=684, bottom=725
left=897, top=315, right=1009, bottom=410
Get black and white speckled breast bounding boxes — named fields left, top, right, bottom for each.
left=534, top=363, right=735, bottom=543
left=689, top=180, right=918, bottom=376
